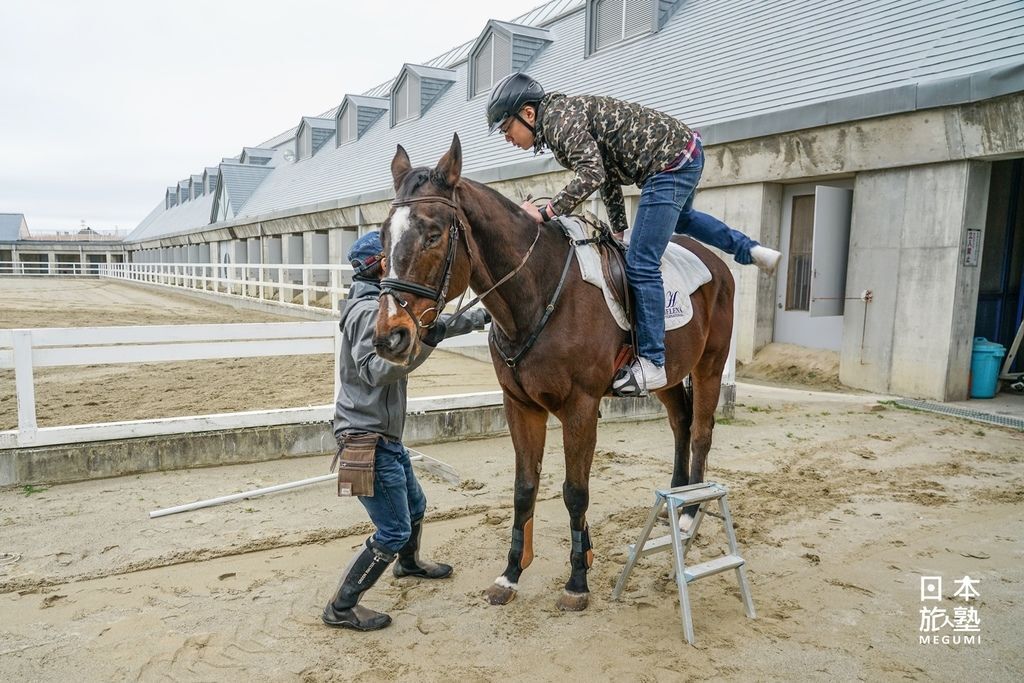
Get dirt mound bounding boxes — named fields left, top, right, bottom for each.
left=737, top=342, right=843, bottom=391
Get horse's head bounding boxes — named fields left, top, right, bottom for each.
left=374, top=133, right=472, bottom=364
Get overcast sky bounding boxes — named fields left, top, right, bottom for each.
left=0, top=0, right=547, bottom=234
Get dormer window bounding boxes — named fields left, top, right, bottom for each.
left=296, top=117, right=335, bottom=160
left=240, top=147, right=274, bottom=165
left=203, top=168, right=219, bottom=195
left=469, top=21, right=551, bottom=98
left=586, top=0, right=680, bottom=55
left=393, top=73, right=418, bottom=124
left=336, top=95, right=388, bottom=145
left=165, top=187, right=178, bottom=210
left=390, top=64, right=456, bottom=126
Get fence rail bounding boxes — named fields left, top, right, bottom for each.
left=99, top=262, right=356, bottom=314
left=0, top=260, right=109, bottom=276
left=0, top=322, right=493, bottom=449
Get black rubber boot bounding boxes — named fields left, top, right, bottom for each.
left=393, top=517, right=453, bottom=579
left=322, top=539, right=395, bottom=631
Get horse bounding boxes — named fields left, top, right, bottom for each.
left=373, top=134, right=734, bottom=611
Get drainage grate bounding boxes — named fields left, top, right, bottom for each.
left=895, top=399, right=1024, bottom=431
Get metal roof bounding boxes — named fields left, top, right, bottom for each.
left=0, top=213, right=29, bottom=241
left=218, top=163, right=275, bottom=216
left=130, top=193, right=216, bottom=242
left=300, top=116, right=335, bottom=129
left=130, top=0, right=1024, bottom=242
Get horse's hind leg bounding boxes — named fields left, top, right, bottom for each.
left=554, top=393, right=601, bottom=611
left=484, top=396, right=547, bottom=606
left=657, top=381, right=693, bottom=488
left=682, top=348, right=730, bottom=528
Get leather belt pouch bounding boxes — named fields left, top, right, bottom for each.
left=331, top=431, right=379, bottom=497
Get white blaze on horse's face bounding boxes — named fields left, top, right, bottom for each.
left=387, top=206, right=413, bottom=275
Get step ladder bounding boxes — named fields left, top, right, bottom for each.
left=612, top=482, right=756, bottom=644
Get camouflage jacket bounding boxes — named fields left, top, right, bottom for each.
left=534, top=93, right=695, bottom=233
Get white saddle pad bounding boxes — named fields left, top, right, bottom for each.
left=558, top=217, right=712, bottom=332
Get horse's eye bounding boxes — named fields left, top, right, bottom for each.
left=425, top=233, right=442, bottom=248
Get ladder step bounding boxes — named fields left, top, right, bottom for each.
left=662, top=486, right=727, bottom=506
left=683, top=554, right=745, bottom=583
left=630, top=533, right=684, bottom=557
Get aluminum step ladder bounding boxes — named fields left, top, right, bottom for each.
left=612, top=482, right=756, bottom=644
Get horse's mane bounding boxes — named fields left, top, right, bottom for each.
left=395, top=165, right=541, bottom=236
left=458, top=178, right=541, bottom=235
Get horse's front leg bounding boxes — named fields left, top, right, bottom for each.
left=484, top=396, right=547, bottom=605
left=555, top=395, right=600, bottom=611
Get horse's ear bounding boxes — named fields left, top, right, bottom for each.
left=391, top=145, right=412, bottom=191
left=434, top=133, right=462, bottom=189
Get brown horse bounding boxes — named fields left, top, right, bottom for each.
left=374, top=134, right=734, bottom=611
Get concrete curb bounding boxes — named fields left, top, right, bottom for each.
left=0, top=393, right=707, bottom=487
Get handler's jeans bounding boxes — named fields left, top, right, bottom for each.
left=627, top=143, right=759, bottom=366
left=358, top=438, right=426, bottom=554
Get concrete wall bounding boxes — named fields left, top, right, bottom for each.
left=0, top=397, right=679, bottom=487
left=691, top=182, right=782, bottom=362
left=841, top=160, right=992, bottom=399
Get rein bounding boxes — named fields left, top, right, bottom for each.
left=380, top=192, right=543, bottom=330
left=383, top=190, right=608, bottom=369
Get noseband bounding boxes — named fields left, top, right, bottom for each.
left=380, top=194, right=464, bottom=329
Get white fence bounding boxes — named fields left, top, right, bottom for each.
left=99, top=262, right=356, bottom=314
left=0, top=322, right=495, bottom=449
left=0, top=260, right=106, bottom=276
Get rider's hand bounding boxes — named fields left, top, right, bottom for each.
left=520, top=200, right=543, bottom=224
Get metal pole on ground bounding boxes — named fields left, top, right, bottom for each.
left=148, top=450, right=459, bottom=519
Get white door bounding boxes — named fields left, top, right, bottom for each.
left=773, top=184, right=853, bottom=350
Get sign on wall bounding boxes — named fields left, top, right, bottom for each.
left=963, top=228, right=982, bottom=267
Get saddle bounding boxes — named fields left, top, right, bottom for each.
left=557, top=214, right=637, bottom=378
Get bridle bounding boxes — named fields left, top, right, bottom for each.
left=379, top=191, right=544, bottom=333
left=380, top=194, right=463, bottom=329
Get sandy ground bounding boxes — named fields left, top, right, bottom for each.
left=737, top=342, right=844, bottom=392
left=0, top=279, right=500, bottom=430
left=0, top=382, right=1021, bottom=681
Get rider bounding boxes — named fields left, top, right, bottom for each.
left=323, top=231, right=489, bottom=631
left=485, top=72, right=781, bottom=395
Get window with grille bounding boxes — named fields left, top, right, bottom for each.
left=473, top=32, right=513, bottom=96
left=338, top=106, right=354, bottom=144
left=394, top=76, right=413, bottom=124
left=591, top=0, right=656, bottom=53
left=297, top=129, right=312, bottom=160
left=785, top=195, right=815, bottom=311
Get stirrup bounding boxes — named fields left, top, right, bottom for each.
left=611, top=366, right=647, bottom=398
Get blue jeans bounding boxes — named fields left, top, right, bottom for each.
left=358, top=438, right=426, bottom=553
left=627, top=144, right=758, bottom=366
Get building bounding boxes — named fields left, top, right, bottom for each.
left=124, top=0, right=1024, bottom=401
left=1, top=214, right=127, bottom=274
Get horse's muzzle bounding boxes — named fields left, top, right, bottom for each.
left=373, top=326, right=413, bottom=363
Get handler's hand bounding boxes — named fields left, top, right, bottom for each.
left=520, top=200, right=543, bottom=224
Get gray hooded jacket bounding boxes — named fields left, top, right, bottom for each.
left=333, top=279, right=480, bottom=441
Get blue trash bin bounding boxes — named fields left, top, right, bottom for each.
left=970, top=337, right=1006, bottom=399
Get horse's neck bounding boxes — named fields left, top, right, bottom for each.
left=458, top=183, right=566, bottom=341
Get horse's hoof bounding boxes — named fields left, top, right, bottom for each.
left=484, top=580, right=517, bottom=605
left=679, top=513, right=694, bottom=533
left=556, top=590, right=590, bottom=611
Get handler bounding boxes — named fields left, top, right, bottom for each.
left=486, top=72, right=781, bottom=395
left=323, top=231, right=489, bottom=631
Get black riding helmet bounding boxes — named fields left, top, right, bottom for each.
left=485, top=72, right=545, bottom=134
